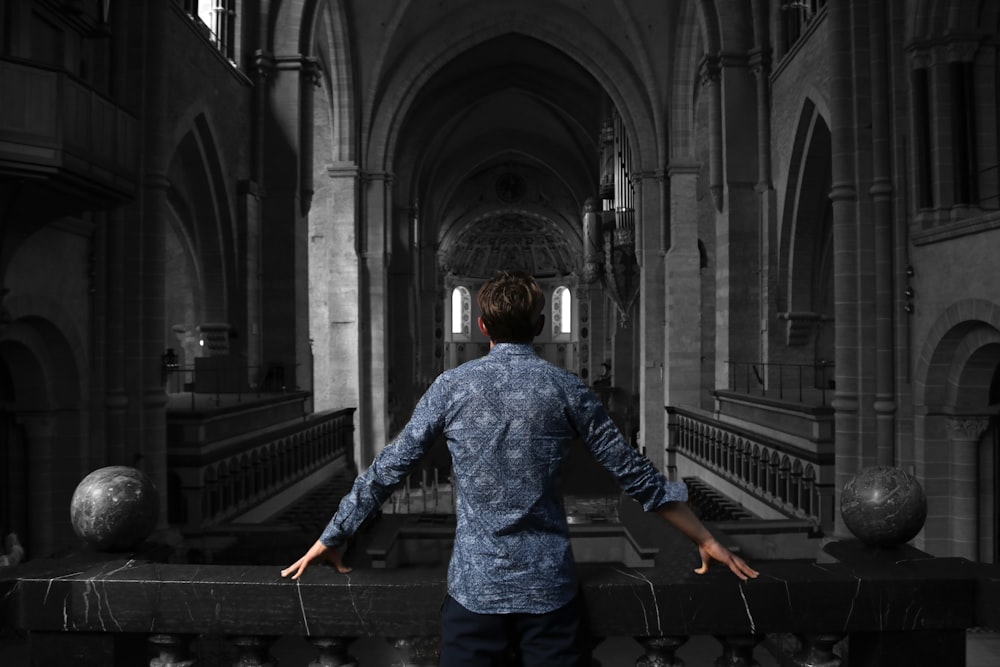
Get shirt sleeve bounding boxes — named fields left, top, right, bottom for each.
left=570, top=381, right=688, bottom=511
left=319, top=377, right=448, bottom=548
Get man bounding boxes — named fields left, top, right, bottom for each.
left=282, top=271, right=758, bottom=666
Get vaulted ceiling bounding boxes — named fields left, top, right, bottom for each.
left=392, top=33, right=605, bottom=280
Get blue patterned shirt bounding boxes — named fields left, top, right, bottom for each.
left=319, top=343, right=688, bottom=614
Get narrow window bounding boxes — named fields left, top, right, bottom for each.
left=913, top=67, right=934, bottom=209
left=950, top=60, right=978, bottom=205
left=553, top=286, right=572, bottom=335
left=451, top=286, right=470, bottom=335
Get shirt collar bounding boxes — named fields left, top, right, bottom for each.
left=489, top=342, right=536, bottom=356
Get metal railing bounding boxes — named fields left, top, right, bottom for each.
left=163, top=362, right=301, bottom=410
left=726, top=360, right=834, bottom=406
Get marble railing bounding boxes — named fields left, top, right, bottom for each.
left=2, top=539, right=997, bottom=666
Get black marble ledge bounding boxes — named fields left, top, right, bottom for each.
left=0, top=540, right=985, bottom=642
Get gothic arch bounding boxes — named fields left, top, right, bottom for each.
left=166, top=116, right=234, bottom=325
left=670, top=0, right=704, bottom=161
left=312, top=1, right=356, bottom=164
left=363, top=4, right=662, bottom=174
left=778, top=99, right=833, bottom=313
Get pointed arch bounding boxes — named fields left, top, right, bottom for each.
left=167, top=116, right=233, bottom=324
left=776, top=99, right=833, bottom=353
left=364, top=5, right=661, bottom=174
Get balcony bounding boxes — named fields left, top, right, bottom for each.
left=1, top=404, right=997, bottom=665
left=0, top=57, right=138, bottom=206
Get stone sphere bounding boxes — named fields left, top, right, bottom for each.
left=70, top=466, right=159, bottom=552
left=841, top=466, right=927, bottom=548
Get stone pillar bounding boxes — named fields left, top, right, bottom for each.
left=749, top=48, right=779, bottom=389
left=947, top=416, right=989, bottom=559
left=705, top=53, right=762, bottom=392
left=139, top=0, right=171, bottom=527
left=238, top=180, right=262, bottom=377
left=360, top=172, right=391, bottom=465
left=664, top=162, right=703, bottom=411
left=104, top=207, right=129, bottom=465
left=635, top=170, right=666, bottom=468
left=309, top=162, right=360, bottom=420
left=256, top=51, right=313, bottom=400
left=21, top=414, right=57, bottom=555
left=828, top=0, right=862, bottom=538
left=868, top=0, right=897, bottom=466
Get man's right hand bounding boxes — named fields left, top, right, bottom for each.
left=695, top=537, right=759, bottom=581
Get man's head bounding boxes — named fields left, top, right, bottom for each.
left=477, top=271, right=545, bottom=344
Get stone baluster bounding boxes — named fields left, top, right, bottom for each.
left=307, top=637, right=358, bottom=666
left=389, top=636, right=440, bottom=666
left=635, top=635, right=688, bottom=666
left=714, top=635, right=762, bottom=666
left=149, top=634, right=194, bottom=667
left=790, top=633, right=844, bottom=666
left=229, top=635, right=276, bottom=666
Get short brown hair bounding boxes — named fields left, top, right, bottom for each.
left=477, top=271, right=545, bottom=343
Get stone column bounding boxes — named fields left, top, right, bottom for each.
left=21, top=414, right=57, bottom=555
left=310, top=162, right=361, bottom=423
left=256, top=52, right=313, bottom=399
left=868, top=0, right=897, bottom=466
left=359, top=172, right=391, bottom=465
left=706, top=53, right=762, bottom=391
left=664, top=162, right=703, bottom=411
left=635, top=170, right=666, bottom=468
left=98, top=206, right=128, bottom=465
left=139, top=0, right=171, bottom=527
left=946, top=416, right=988, bottom=560
left=828, top=0, right=862, bottom=538
left=749, top=48, right=779, bottom=388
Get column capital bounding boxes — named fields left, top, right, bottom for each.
left=631, top=169, right=666, bottom=184
left=748, top=47, right=772, bottom=78
left=326, top=161, right=359, bottom=179
left=946, top=415, right=991, bottom=442
left=945, top=38, right=980, bottom=63
left=361, top=170, right=392, bottom=185
left=698, top=54, right=721, bottom=86
left=666, top=160, right=701, bottom=177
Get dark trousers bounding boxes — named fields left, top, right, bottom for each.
left=439, top=594, right=591, bottom=667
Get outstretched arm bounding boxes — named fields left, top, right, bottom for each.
left=657, top=501, right=759, bottom=581
left=281, top=539, right=352, bottom=580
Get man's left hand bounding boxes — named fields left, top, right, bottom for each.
left=280, top=539, right=352, bottom=580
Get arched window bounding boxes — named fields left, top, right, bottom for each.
left=552, top=285, right=572, bottom=335
left=451, top=286, right=471, bottom=335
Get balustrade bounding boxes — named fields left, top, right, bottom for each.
left=2, top=537, right=994, bottom=666
left=669, top=407, right=834, bottom=528
left=169, top=407, right=355, bottom=527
